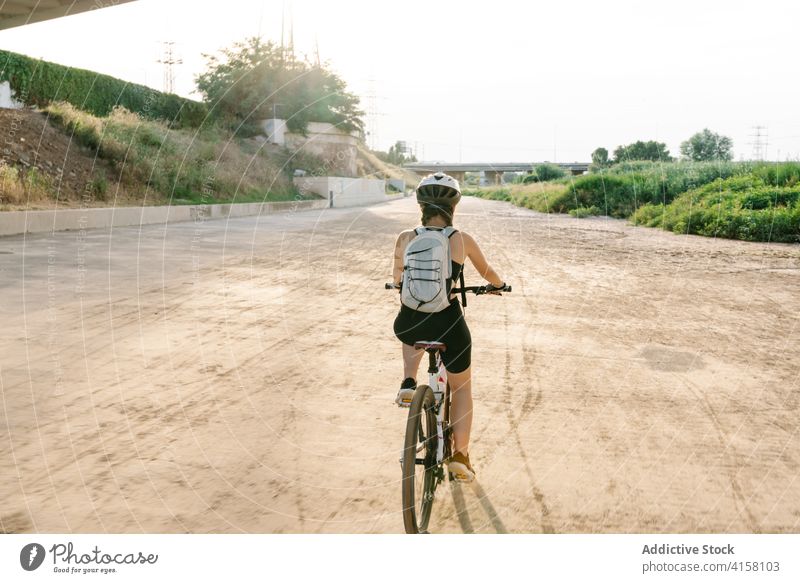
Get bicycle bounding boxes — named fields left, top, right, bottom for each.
left=385, top=282, right=512, bottom=533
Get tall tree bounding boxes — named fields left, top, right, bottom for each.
left=680, top=129, right=733, bottom=161
left=196, top=37, right=364, bottom=135
left=591, top=147, right=609, bottom=167
left=375, top=141, right=417, bottom=165
left=613, top=140, right=672, bottom=163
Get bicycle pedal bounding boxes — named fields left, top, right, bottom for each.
left=395, top=388, right=415, bottom=407
left=448, top=469, right=475, bottom=483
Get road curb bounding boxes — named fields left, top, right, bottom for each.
left=0, top=199, right=330, bottom=237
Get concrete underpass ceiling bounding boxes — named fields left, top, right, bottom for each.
left=0, top=0, right=136, bottom=30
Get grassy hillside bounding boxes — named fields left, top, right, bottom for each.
left=356, top=144, right=422, bottom=186
left=0, top=48, right=414, bottom=211
left=0, top=102, right=413, bottom=211
left=0, top=49, right=205, bottom=127
left=41, top=102, right=329, bottom=205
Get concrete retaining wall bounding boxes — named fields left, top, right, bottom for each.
left=0, top=81, right=24, bottom=109
left=285, top=122, right=359, bottom=177
left=0, top=199, right=329, bottom=237
left=255, top=119, right=359, bottom=177
left=293, top=176, right=386, bottom=208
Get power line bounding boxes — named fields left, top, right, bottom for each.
left=749, top=125, right=769, bottom=161
left=365, top=76, right=385, bottom=150
left=156, top=41, right=182, bottom=94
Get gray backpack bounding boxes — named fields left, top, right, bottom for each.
left=401, top=226, right=456, bottom=312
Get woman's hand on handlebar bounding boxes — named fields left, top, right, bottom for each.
left=450, top=283, right=512, bottom=295
left=484, top=282, right=506, bottom=295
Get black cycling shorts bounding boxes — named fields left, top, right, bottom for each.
left=393, top=300, right=472, bottom=373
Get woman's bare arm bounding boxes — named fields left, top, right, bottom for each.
left=463, top=232, right=504, bottom=287
left=392, top=230, right=414, bottom=285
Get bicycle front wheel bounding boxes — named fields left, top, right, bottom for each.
left=401, top=384, right=438, bottom=534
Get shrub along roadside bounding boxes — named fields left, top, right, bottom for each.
left=463, top=182, right=570, bottom=212
left=520, top=163, right=567, bottom=183
left=569, top=206, right=601, bottom=218
left=631, top=177, right=800, bottom=243
left=565, top=161, right=755, bottom=218
left=465, top=162, right=800, bottom=242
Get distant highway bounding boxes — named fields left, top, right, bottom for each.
left=403, top=161, right=590, bottom=183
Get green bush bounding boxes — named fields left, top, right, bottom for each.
left=463, top=183, right=569, bottom=213
left=463, top=187, right=511, bottom=201
left=631, top=176, right=800, bottom=242
left=564, top=174, right=637, bottom=217
left=741, top=187, right=800, bottom=210
left=570, top=161, right=759, bottom=218
left=569, top=205, right=602, bottom=218
left=481, top=188, right=512, bottom=201
left=522, top=163, right=567, bottom=183
left=464, top=159, right=800, bottom=243
left=0, top=49, right=207, bottom=128
left=750, top=162, right=800, bottom=187
left=89, top=170, right=109, bottom=201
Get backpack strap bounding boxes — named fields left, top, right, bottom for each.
left=459, top=268, right=467, bottom=308
left=416, top=226, right=457, bottom=237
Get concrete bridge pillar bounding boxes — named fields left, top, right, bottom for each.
left=447, top=171, right=466, bottom=185
left=485, top=170, right=504, bottom=185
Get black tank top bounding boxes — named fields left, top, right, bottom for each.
left=445, top=260, right=464, bottom=304
left=451, top=260, right=463, bottom=284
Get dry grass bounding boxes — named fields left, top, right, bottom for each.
left=0, top=163, right=57, bottom=208
left=356, top=144, right=422, bottom=186
left=45, top=102, right=325, bottom=205
left=463, top=181, right=570, bottom=212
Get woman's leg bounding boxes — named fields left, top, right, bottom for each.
left=446, top=366, right=472, bottom=455
left=402, top=343, right=425, bottom=379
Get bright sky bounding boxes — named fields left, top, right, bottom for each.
left=1, top=0, right=799, bottom=162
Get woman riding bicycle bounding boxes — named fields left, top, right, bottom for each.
left=392, top=172, right=505, bottom=482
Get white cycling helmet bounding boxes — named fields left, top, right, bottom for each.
left=416, top=172, right=461, bottom=206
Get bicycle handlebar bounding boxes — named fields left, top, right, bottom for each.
left=384, top=283, right=512, bottom=294
left=452, top=284, right=512, bottom=294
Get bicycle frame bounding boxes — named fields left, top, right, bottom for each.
left=427, top=349, right=450, bottom=466
left=388, top=280, right=512, bottom=532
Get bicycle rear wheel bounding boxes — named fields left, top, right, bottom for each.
left=401, top=384, right=438, bottom=534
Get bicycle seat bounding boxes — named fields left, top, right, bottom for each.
left=413, top=341, right=446, bottom=352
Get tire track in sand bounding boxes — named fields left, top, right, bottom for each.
left=680, top=376, right=760, bottom=532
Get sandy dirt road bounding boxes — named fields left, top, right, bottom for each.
left=1, top=196, right=799, bottom=533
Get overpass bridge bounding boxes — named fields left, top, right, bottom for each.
left=0, top=0, right=135, bottom=30
left=403, top=162, right=590, bottom=184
